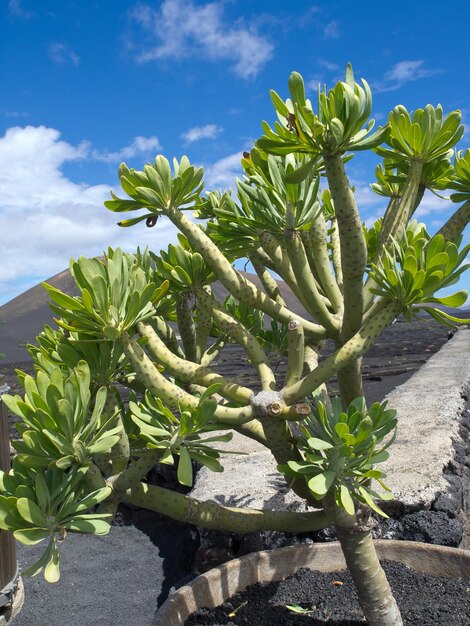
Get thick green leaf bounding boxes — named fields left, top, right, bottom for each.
left=339, top=484, right=355, bottom=515
left=307, top=471, right=335, bottom=497
left=14, top=527, right=50, bottom=545
left=307, top=437, right=334, bottom=451
left=17, top=498, right=48, bottom=527
left=64, top=518, right=110, bottom=535
left=177, top=447, right=193, bottom=487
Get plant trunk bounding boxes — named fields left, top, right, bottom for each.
left=337, top=527, right=403, bottom=625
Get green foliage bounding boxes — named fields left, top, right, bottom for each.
left=223, top=295, right=264, bottom=337
left=258, top=64, right=388, bottom=157
left=3, top=361, right=122, bottom=470
left=43, top=248, right=168, bottom=340
left=105, top=155, right=204, bottom=224
left=448, top=149, right=470, bottom=202
left=128, top=385, right=234, bottom=486
left=364, top=219, right=383, bottom=267
left=197, top=151, right=323, bottom=259
left=27, top=326, right=129, bottom=391
left=279, top=397, right=397, bottom=517
left=0, top=462, right=111, bottom=581
left=375, top=105, right=463, bottom=167
left=371, top=163, right=404, bottom=199
left=3, top=63, right=470, bottom=595
left=370, top=223, right=470, bottom=325
left=153, top=236, right=216, bottom=295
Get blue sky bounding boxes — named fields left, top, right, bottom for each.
left=1, top=0, right=469, bottom=306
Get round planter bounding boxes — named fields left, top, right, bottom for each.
left=153, top=540, right=470, bottom=626
left=0, top=577, right=24, bottom=626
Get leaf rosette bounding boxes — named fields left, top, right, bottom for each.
left=257, top=64, right=388, bottom=158
left=279, top=397, right=397, bottom=517
left=42, top=248, right=168, bottom=340
left=0, top=462, right=111, bottom=581
left=370, top=222, right=470, bottom=326
left=3, top=361, right=122, bottom=470
left=128, top=385, right=236, bottom=486
left=105, top=155, right=204, bottom=226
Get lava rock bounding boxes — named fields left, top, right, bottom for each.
left=432, top=474, right=463, bottom=517
left=400, top=510, right=463, bottom=546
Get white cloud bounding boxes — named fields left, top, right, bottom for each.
left=319, top=60, right=340, bottom=71
left=48, top=42, right=80, bottom=66
left=181, top=124, right=223, bottom=143
left=129, top=0, right=273, bottom=79
left=8, top=0, right=32, bottom=19
left=374, top=60, right=441, bottom=93
left=414, top=189, right=452, bottom=218
left=203, top=152, right=243, bottom=190
left=92, top=135, right=162, bottom=163
left=324, top=21, right=340, bottom=39
left=0, top=126, right=177, bottom=305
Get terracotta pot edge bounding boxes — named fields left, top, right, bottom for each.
left=153, top=541, right=470, bottom=626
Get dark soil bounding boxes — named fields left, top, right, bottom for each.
left=184, top=561, right=470, bottom=626
left=1, top=316, right=469, bottom=625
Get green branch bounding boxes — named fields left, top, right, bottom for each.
left=176, top=294, right=197, bottom=362
left=120, top=331, right=254, bottom=424
left=302, top=216, right=344, bottom=314
left=166, top=207, right=326, bottom=339
left=122, top=482, right=328, bottom=532
left=260, top=230, right=314, bottom=311
left=149, top=316, right=185, bottom=358
left=282, top=302, right=401, bottom=403
left=330, top=216, right=344, bottom=293
left=137, top=321, right=253, bottom=404
left=284, top=320, right=304, bottom=388
left=323, top=153, right=367, bottom=340
left=197, top=288, right=276, bottom=391
left=195, top=297, right=212, bottom=363
left=435, top=199, right=470, bottom=243
left=250, top=250, right=286, bottom=306
left=284, top=233, right=340, bottom=335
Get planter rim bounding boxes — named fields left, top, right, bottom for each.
left=0, top=578, right=24, bottom=626
left=153, top=540, right=470, bottom=626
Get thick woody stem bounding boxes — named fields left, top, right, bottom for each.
left=246, top=391, right=317, bottom=504
left=337, top=360, right=364, bottom=407
left=137, top=321, right=253, bottom=404
left=282, top=302, right=401, bottom=404
left=323, top=153, right=367, bottom=341
left=166, top=207, right=326, bottom=339
left=323, top=495, right=403, bottom=626
left=122, top=482, right=328, bottom=533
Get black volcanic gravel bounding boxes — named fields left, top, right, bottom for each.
left=184, top=560, right=470, bottom=625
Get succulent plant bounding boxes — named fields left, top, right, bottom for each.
left=2, top=65, right=469, bottom=626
